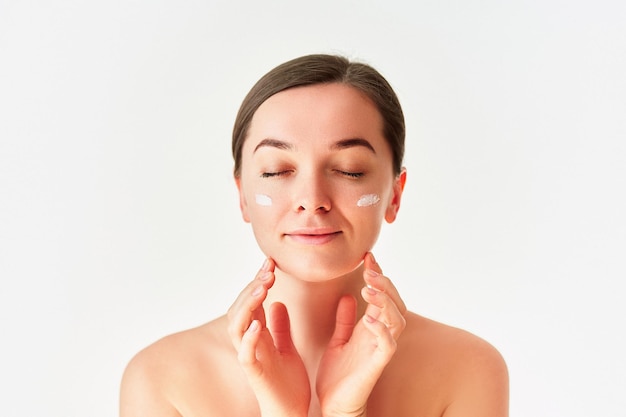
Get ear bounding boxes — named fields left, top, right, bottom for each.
left=384, top=168, right=407, bottom=223
left=235, top=177, right=251, bottom=223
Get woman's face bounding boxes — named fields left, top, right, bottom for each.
left=236, top=83, right=405, bottom=282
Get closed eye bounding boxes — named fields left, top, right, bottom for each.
left=337, top=170, right=364, bottom=178
left=260, top=170, right=292, bottom=178
left=261, top=170, right=364, bottom=178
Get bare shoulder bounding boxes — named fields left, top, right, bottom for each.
left=120, top=316, right=241, bottom=417
left=377, top=312, right=508, bottom=417
left=403, top=312, right=507, bottom=373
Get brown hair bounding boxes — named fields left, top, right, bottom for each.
left=232, top=54, right=405, bottom=177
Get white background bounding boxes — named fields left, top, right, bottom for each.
left=1, top=1, right=624, bottom=416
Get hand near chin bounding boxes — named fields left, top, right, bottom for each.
left=227, top=259, right=310, bottom=417
left=316, top=253, right=407, bottom=417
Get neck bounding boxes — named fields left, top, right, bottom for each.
left=263, top=266, right=367, bottom=362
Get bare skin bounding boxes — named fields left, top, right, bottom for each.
left=120, top=83, right=508, bottom=416
left=120, top=255, right=508, bottom=417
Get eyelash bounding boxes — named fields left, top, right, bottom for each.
left=260, top=171, right=291, bottom=178
left=260, top=170, right=364, bottom=179
left=337, top=170, right=364, bottom=178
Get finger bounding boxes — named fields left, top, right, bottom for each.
left=238, top=320, right=263, bottom=376
left=227, top=258, right=276, bottom=348
left=328, top=295, right=357, bottom=348
left=364, top=251, right=383, bottom=274
left=363, top=314, right=397, bottom=363
left=361, top=286, right=406, bottom=340
left=228, top=258, right=275, bottom=316
left=364, top=253, right=407, bottom=316
left=228, top=278, right=270, bottom=343
left=268, top=302, right=296, bottom=354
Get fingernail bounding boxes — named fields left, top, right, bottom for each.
left=252, top=286, right=263, bottom=297
left=365, top=314, right=376, bottom=323
left=258, top=271, right=271, bottom=281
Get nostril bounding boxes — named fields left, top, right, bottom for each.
left=296, top=204, right=330, bottom=212
left=295, top=194, right=332, bottom=212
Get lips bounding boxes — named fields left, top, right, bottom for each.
left=284, top=228, right=342, bottom=245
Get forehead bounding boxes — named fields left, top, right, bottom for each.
left=244, top=83, right=386, bottom=153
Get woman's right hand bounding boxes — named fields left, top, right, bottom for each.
left=226, top=258, right=311, bottom=417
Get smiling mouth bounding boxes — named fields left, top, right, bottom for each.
left=284, top=231, right=342, bottom=245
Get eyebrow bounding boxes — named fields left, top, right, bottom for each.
left=331, top=138, right=376, bottom=154
left=253, top=138, right=294, bottom=153
left=253, top=137, right=376, bottom=154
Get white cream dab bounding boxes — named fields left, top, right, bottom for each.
left=357, top=194, right=380, bottom=207
left=255, top=194, right=272, bottom=207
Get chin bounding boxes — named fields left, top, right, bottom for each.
left=273, top=252, right=365, bottom=283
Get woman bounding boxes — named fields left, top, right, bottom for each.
left=120, top=54, right=509, bottom=417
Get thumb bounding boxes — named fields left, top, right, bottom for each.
left=268, top=302, right=296, bottom=353
left=328, top=295, right=357, bottom=348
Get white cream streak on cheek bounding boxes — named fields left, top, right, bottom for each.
left=357, top=194, right=380, bottom=207
left=255, top=194, right=272, bottom=207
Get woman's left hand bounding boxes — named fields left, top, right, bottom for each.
left=315, top=252, right=407, bottom=417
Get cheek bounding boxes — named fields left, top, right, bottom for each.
left=254, top=193, right=272, bottom=207
left=356, top=193, right=381, bottom=207
left=339, top=190, right=387, bottom=231
left=347, top=189, right=390, bottom=234
left=245, top=188, right=288, bottom=228
left=244, top=176, right=284, bottom=212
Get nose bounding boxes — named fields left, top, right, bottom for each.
left=293, top=172, right=332, bottom=213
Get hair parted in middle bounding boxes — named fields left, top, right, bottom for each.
left=232, top=54, right=405, bottom=178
